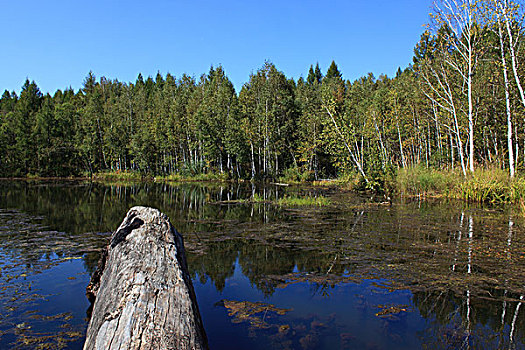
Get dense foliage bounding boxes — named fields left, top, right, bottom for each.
left=1, top=1, right=524, bottom=186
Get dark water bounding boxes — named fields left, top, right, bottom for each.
left=0, top=181, right=524, bottom=349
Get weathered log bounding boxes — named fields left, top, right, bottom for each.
left=84, top=206, right=208, bottom=350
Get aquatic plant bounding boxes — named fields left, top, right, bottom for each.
left=396, top=166, right=525, bottom=204
left=277, top=195, right=330, bottom=207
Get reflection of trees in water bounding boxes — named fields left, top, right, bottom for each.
left=0, top=181, right=292, bottom=270
left=187, top=233, right=525, bottom=347
left=0, top=209, right=108, bottom=271
left=188, top=240, right=239, bottom=291
left=1, top=182, right=525, bottom=347
left=0, top=181, right=302, bottom=348
left=410, top=212, right=525, bottom=349
left=188, top=198, right=525, bottom=347
left=186, top=239, right=340, bottom=296
left=413, top=288, right=524, bottom=349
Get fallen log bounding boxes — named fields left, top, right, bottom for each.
left=269, top=182, right=290, bottom=187
left=84, top=206, right=208, bottom=350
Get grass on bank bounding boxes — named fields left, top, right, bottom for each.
left=156, top=172, right=229, bottom=182
left=89, top=170, right=229, bottom=182
left=397, top=166, right=525, bottom=204
left=58, top=166, right=525, bottom=206
left=91, top=170, right=144, bottom=181
left=290, top=165, right=525, bottom=205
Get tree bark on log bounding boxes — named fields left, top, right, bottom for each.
left=84, top=206, right=208, bottom=350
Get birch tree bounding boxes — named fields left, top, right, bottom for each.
left=482, top=0, right=523, bottom=177
left=496, top=3, right=516, bottom=177
left=416, top=29, right=468, bottom=175
left=432, top=0, right=481, bottom=172
left=497, top=0, right=525, bottom=108
left=323, top=68, right=369, bottom=182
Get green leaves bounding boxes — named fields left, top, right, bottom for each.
left=1, top=16, right=525, bottom=188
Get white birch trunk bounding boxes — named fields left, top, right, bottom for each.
left=433, top=0, right=478, bottom=174
left=500, top=0, right=525, bottom=108
left=468, top=42, right=474, bottom=172
left=396, top=117, right=407, bottom=168
left=498, top=11, right=516, bottom=177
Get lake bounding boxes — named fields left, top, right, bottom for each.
left=0, top=180, right=523, bottom=349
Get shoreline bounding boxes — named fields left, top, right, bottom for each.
left=2, top=167, right=524, bottom=206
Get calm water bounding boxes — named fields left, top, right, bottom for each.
left=0, top=181, right=524, bottom=349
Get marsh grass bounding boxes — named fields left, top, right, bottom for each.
left=156, top=172, right=229, bottom=182
left=92, top=170, right=145, bottom=181
left=456, top=169, right=525, bottom=204
left=91, top=170, right=229, bottom=182
left=397, top=167, right=458, bottom=197
left=397, top=166, right=525, bottom=204
left=277, top=195, right=330, bottom=207
left=236, top=193, right=330, bottom=206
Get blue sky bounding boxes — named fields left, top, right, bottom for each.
left=1, top=0, right=433, bottom=94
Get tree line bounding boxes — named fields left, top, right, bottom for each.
left=1, top=0, right=524, bottom=187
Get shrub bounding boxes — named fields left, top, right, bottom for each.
left=279, top=167, right=315, bottom=184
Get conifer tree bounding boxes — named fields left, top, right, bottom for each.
left=14, top=79, right=43, bottom=175
left=325, top=60, right=342, bottom=80
left=314, top=63, right=323, bottom=83
left=306, top=65, right=316, bottom=85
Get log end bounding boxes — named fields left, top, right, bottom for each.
left=84, top=206, right=208, bottom=350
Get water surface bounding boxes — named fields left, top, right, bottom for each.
left=0, top=181, right=523, bottom=349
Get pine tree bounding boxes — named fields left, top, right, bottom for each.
left=325, top=60, right=342, bottom=80
left=307, top=65, right=316, bottom=85
left=14, top=79, right=43, bottom=175
left=314, top=63, right=323, bottom=83
left=306, top=63, right=323, bottom=85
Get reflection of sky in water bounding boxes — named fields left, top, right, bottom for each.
left=0, top=182, right=523, bottom=349
left=0, top=254, right=89, bottom=349
left=195, top=259, right=427, bottom=349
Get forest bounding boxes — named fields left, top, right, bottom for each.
left=1, top=0, right=524, bottom=193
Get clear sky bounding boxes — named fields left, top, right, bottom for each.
left=0, top=0, right=433, bottom=94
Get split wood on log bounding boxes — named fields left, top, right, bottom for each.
left=84, top=206, right=208, bottom=350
